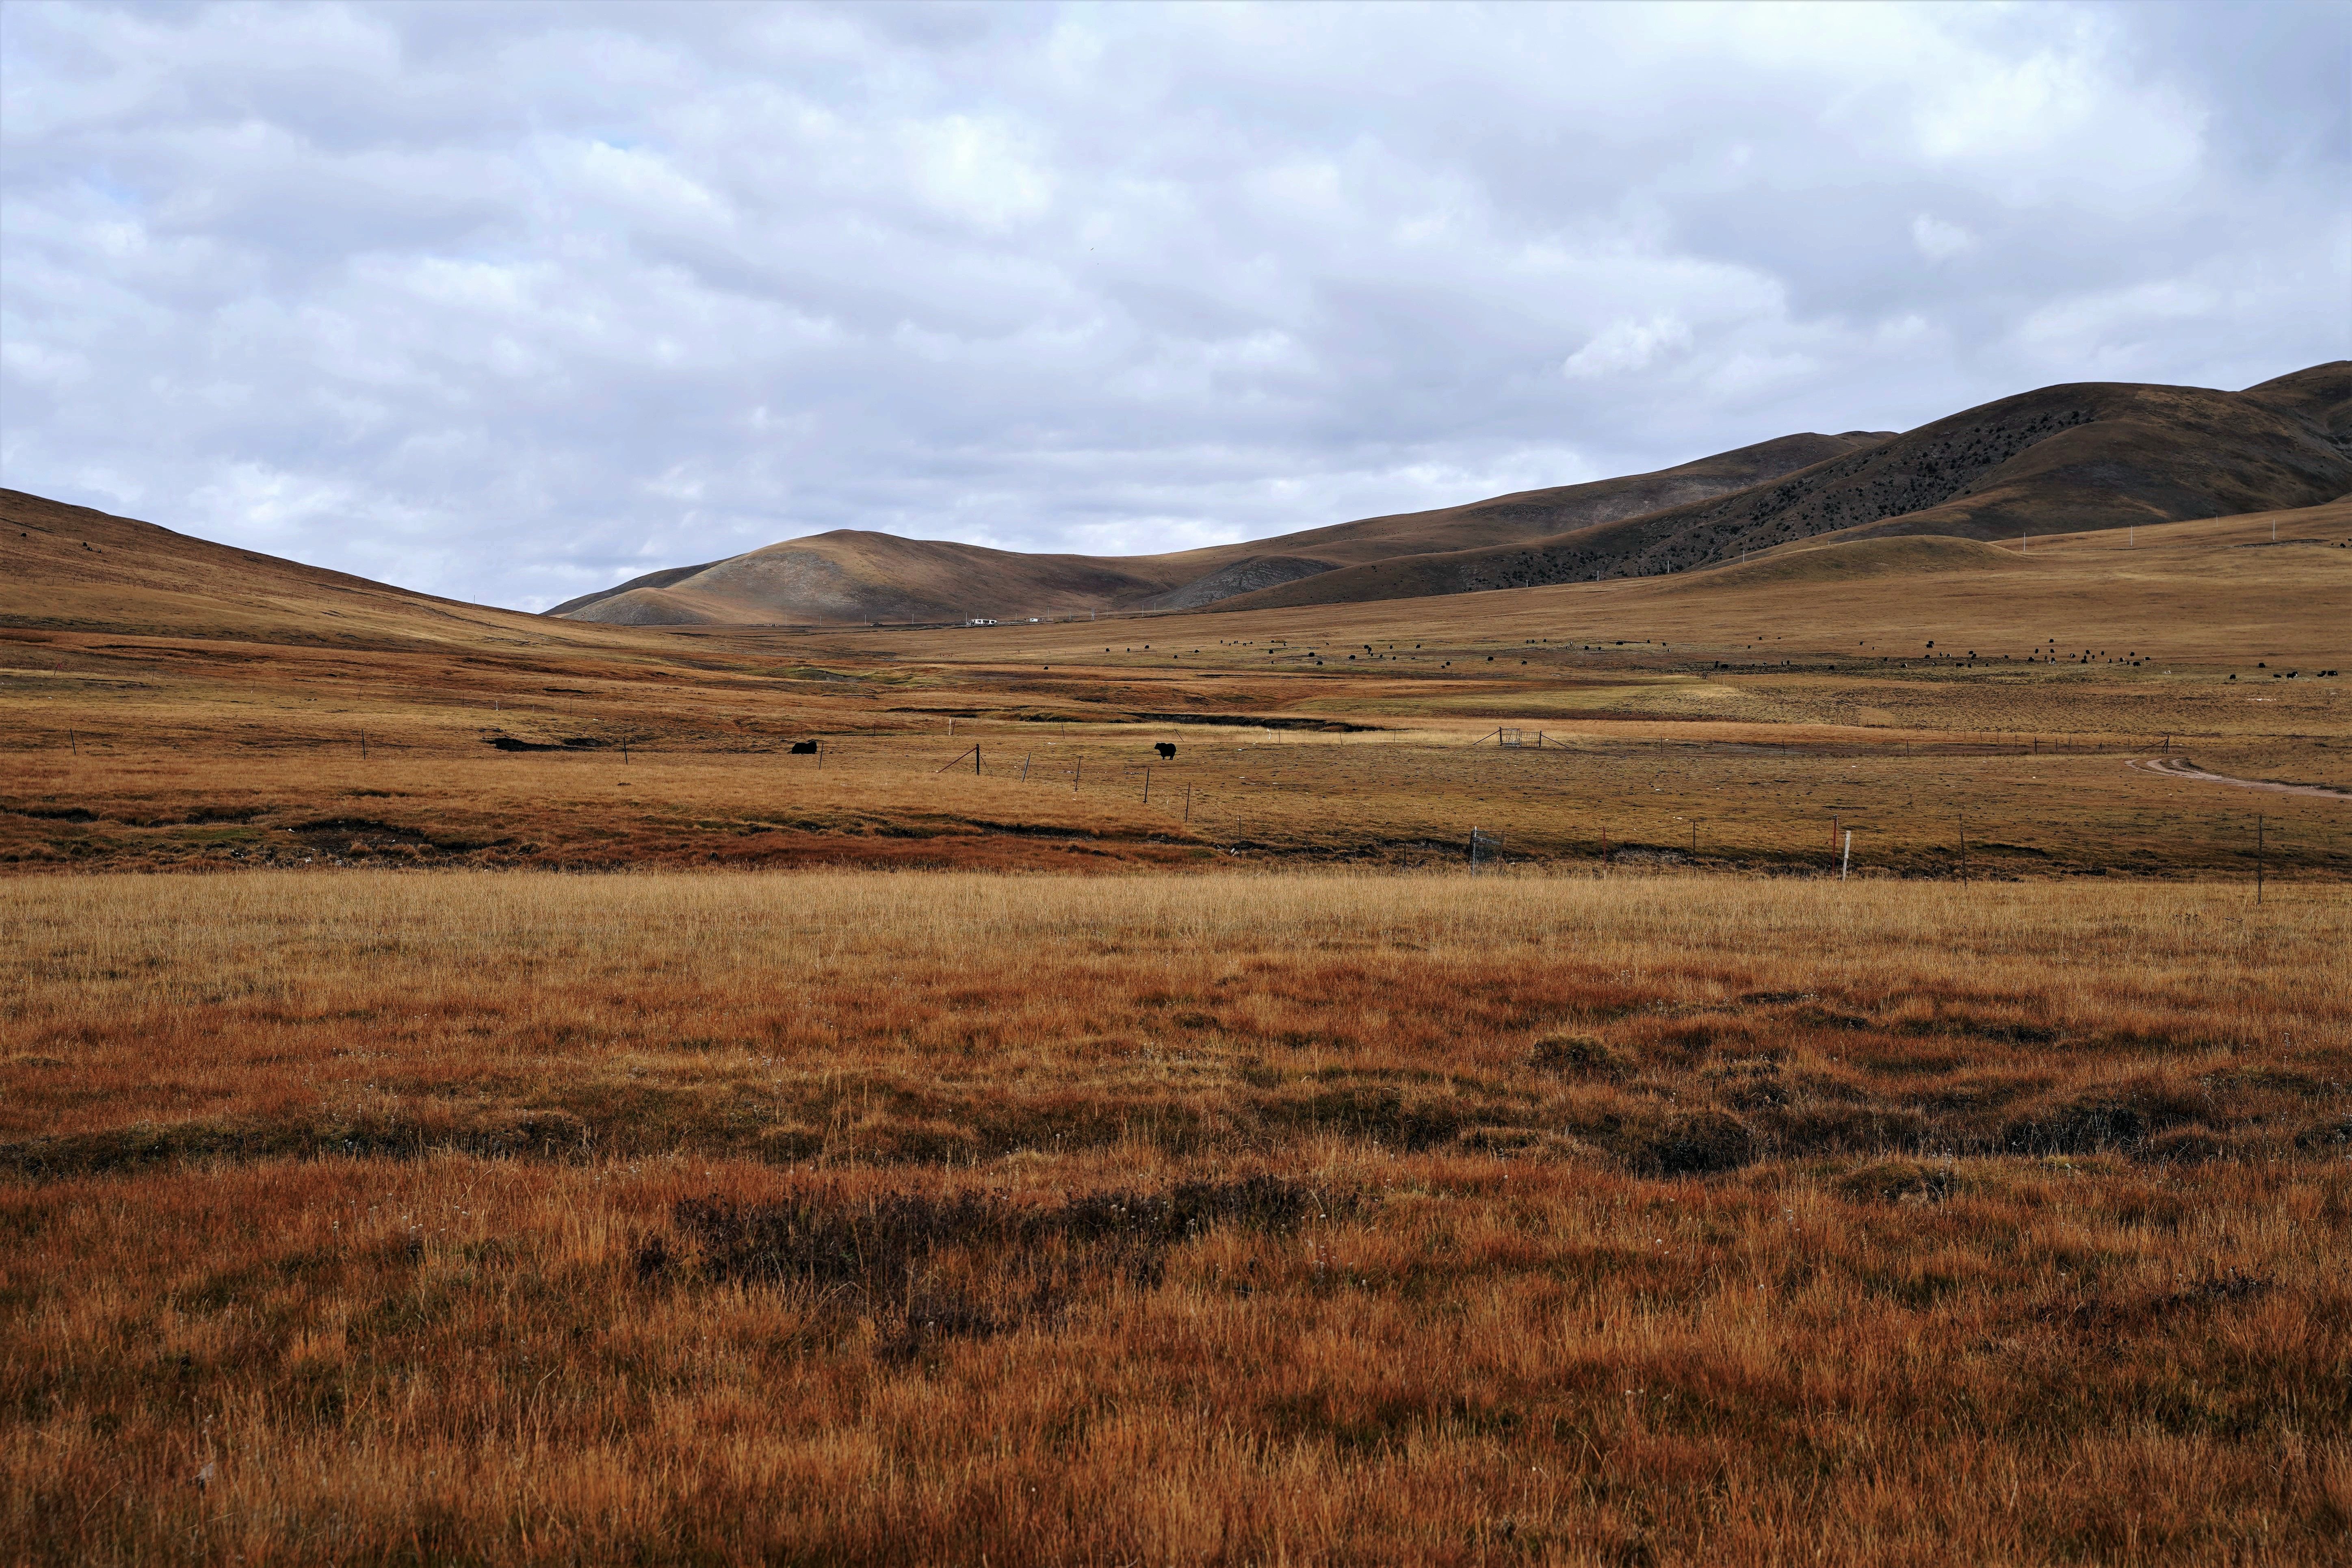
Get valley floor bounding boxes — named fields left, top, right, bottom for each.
left=4, top=502, right=2347, bottom=1563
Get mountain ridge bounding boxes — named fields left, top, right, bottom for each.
left=548, top=430, right=1884, bottom=626
left=1198, top=363, right=2351, bottom=613
left=548, top=362, right=2347, bottom=626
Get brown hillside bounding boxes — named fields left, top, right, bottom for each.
left=1210, top=364, right=2351, bottom=613
left=0, top=489, right=634, bottom=654
left=874, top=497, right=2351, bottom=682
left=548, top=431, right=1878, bottom=626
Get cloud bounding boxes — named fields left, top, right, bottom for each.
left=1563, top=316, right=1695, bottom=379
left=1, top=0, right=2343, bottom=609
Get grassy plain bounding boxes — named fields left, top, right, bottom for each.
left=6, top=502, right=2347, bottom=881
left=3, top=494, right=2349, bottom=1563
left=4, top=871, right=2349, bottom=1565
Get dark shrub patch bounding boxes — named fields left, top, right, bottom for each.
left=654, top=1176, right=1352, bottom=1346
left=2133, top=1125, right=2235, bottom=1165
left=462, top=1109, right=590, bottom=1158
left=1907, top=1014, right=2059, bottom=1046
left=1258, top=1084, right=1466, bottom=1149
left=2002, top=1079, right=2205, bottom=1155
left=2294, top=1115, right=2351, bottom=1153
left=1756, top=1102, right=1932, bottom=1156
left=1789, top=1005, right=1871, bottom=1033
left=1622, top=1110, right=1756, bottom=1176
left=666, top=1176, right=1346, bottom=1292
left=1528, top=1035, right=1626, bottom=1079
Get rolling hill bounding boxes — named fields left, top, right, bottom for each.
left=1207, top=364, right=2351, bottom=612
left=546, top=362, right=2346, bottom=627
left=9, top=363, right=2341, bottom=644
left=546, top=431, right=1884, bottom=626
left=0, top=488, right=628, bottom=654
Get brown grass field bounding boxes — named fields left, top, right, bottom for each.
left=3, top=491, right=2350, bottom=1563
left=5, top=503, right=2348, bottom=883
left=3, top=872, right=2348, bottom=1564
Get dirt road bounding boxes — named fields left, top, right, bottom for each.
left=2125, top=756, right=2350, bottom=800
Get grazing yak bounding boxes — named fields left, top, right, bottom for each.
left=1154, top=742, right=1176, bottom=760
left=789, top=741, right=819, bottom=755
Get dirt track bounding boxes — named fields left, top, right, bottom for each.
left=2125, top=755, right=2350, bottom=800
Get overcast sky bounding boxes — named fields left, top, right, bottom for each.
left=3, top=2, right=2346, bottom=609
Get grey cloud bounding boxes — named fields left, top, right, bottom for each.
left=2, top=0, right=2344, bottom=609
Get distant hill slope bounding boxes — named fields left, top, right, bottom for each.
left=548, top=431, right=1882, bottom=626
left=1208, top=364, right=2351, bottom=612
left=0, top=489, right=613, bottom=652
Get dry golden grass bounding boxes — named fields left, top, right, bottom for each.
left=8, top=497, right=2344, bottom=880
left=4, top=652, right=2345, bottom=879
left=4, top=871, right=2348, bottom=1564
left=871, top=501, right=2352, bottom=667
left=4, top=494, right=2349, bottom=1562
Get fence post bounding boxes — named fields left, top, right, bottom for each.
left=1841, top=831, right=1853, bottom=881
